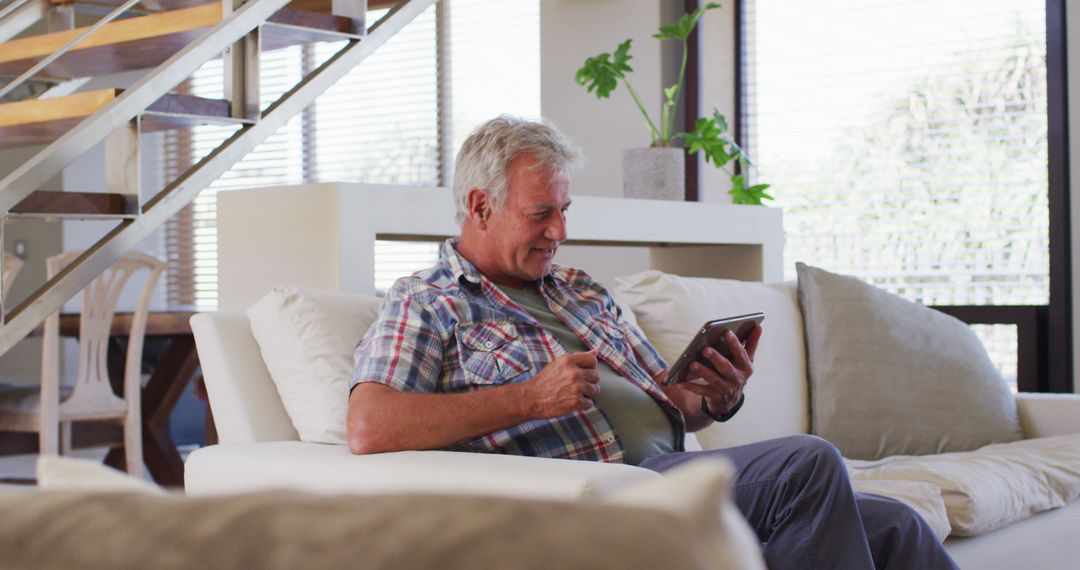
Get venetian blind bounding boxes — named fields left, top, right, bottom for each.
left=163, top=5, right=439, bottom=309
left=371, top=0, right=542, bottom=293
left=742, top=0, right=1049, bottom=385
left=163, top=0, right=540, bottom=306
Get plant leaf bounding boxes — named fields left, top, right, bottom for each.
left=684, top=116, right=733, bottom=167
left=575, top=40, right=634, bottom=99
left=729, top=180, right=773, bottom=205
left=612, top=39, right=634, bottom=74
left=664, top=84, right=679, bottom=107
left=654, top=2, right=722, bottom=41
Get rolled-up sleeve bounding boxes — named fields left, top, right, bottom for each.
left=350, top=284, right=445, bottom=394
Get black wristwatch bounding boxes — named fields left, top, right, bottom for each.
left=701, top=394, right=745, bottom=423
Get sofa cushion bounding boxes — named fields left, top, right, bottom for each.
left=796, top=263, right=1022, bottom=460
left=849, top=479, right=951, bottom=541
left=605, top=458, right=764, bottom=570
left=613, top=271, right=808, bottom=449
left=247, top=286, right=382, bottom=445
left=1, top=460, right=762, bottom=570
left=847, top=434, right=1080, bottom=536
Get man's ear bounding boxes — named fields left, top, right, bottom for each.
left=466, top=188, right=491, bottom=228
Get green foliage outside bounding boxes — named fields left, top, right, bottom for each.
left=778, top=28, right=1048, bottom=308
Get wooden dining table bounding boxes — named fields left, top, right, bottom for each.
left=6, top=310, right=208, bottom=487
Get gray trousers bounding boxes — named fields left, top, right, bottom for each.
left=640, top=435, right=959, bottom=570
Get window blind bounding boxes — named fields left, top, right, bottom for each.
left=742, top=0, right=1049, bottom=386
left=163, top=1, right=540, bottom=306
left=370, top=0, right=541, bottom=293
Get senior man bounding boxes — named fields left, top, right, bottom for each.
left=347, top=116, right=957, bottom=570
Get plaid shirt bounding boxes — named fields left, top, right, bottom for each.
left=351, top=239, right=686, bottom=462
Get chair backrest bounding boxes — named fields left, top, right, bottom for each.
left=2, top=251, right=23, bottom=301
left=43, top=250, right=165, bottom=403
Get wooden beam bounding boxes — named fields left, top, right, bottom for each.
left=0, top=89, right=234, bottom=149
left=0, top=1, right=360, bottom=79
left=10, top=190, right=130, bottom=216
left=0, top=88, right=120, bottom=127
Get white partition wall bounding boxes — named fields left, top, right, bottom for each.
left=217, top=183, right=784, bottom=311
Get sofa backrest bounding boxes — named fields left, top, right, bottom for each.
left=613, top=272, right=811, bottom=449
left=192, top=272, right=812, bottom=449
left=190, top=312, right=299, bottom=444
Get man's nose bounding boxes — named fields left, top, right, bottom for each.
left=545, top=212, right=567, bottom=242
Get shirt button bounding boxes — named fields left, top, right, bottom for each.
left=605, top=436, right=615, bottom=443
left=484, top=341, right=494, bottom=349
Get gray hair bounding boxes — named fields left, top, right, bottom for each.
left=453, top=115, right=584, bottom=225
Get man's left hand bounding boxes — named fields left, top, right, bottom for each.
left=677, top=325, right=762, bottom=416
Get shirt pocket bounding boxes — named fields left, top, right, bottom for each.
left=455, top=321, right=533, bottom=387
left=591, top=314, right=631, bottom=355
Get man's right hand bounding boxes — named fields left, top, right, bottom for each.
left=524, top=350, right=600, bottom=419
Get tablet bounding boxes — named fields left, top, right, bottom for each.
left=662, top=312, right=765, bottom=386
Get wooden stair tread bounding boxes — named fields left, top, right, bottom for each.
left=10, top=190, right=133, bottom=217
left=55, top=0, right=400, bottom=11
left=0, top=88, right=240, bottom=149
left=0, top=1, right=362, bottom=80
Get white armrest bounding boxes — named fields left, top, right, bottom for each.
left=1016, top=393, right=1080, bottom=438
left=190, top=312, right=299, bottom=443
left=185, top=442, right=660, bottom=500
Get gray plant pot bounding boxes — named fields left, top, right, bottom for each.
left=622, top=147, right=685, bottom=201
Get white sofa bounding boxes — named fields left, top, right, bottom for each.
left=187, top=274, right=1080, bottom=569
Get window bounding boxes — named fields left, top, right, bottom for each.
left=742, top=0, right=1052, bottom=388
left=163, top=0, right=540, bottom=307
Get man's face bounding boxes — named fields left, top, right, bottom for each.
left=480, top=154, right=571, bottom=287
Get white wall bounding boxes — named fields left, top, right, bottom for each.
left=541, top=0, right=663, bottom=198
left=540, top=1, right=738, bottom=202
left=697, top=2, right=737, bottom=203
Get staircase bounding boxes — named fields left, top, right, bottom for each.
left=0, top=0, right=435, bottom=354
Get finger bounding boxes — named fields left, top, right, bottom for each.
left=568, top=350, right=598, bottom=369
left=577, top=396, right=593, bottom=410
left=722, top=330, right=752, bottom=371
left=580, top=369, right=600, bottom=384
left=678, top=374, right=740, bottom=402
left=744, top=325, right=763, bottom=361
left=581, top=381, right=601, bottom=399
left=699, top=346, right=737, bottom=378
left=689, top=360, right=740, bottom=392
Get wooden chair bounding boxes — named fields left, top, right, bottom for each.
left=0, top=250, right=164, bottom=478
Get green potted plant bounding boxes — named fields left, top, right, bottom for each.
left=575, top=2, right=772, bottom=204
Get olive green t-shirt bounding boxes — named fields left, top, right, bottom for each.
left=496, top=283, right=675, bottom=465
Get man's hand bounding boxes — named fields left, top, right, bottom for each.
left=524, top=350, right=601, bottom=419
left=677, top=325, right=762, bottom=420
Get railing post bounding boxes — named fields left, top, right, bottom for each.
left=332, top=0, right=366, bottom=35
left=104, top=119, right=141, bottom=215
left=46, top=1, right=73, bottom=32
left=224, top=0, right=261, bottom=121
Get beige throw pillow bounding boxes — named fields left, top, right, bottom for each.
left=604, top=457, right=765, bottom=570
left=848, top=434, right=1080, bottom=536
left=247, top=286, right=383, bottom=445
left=797, top=263, right=1022, bottom=460
left=848, top=478, right=951, bottom=541
left=2, top=463, right=767, bottom=570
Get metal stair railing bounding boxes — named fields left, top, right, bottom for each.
left=0, top=0, right=437, bottom=354
left=0, top=0, right=143, bottom=99
left=0, top=0, right=47, bottom=43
